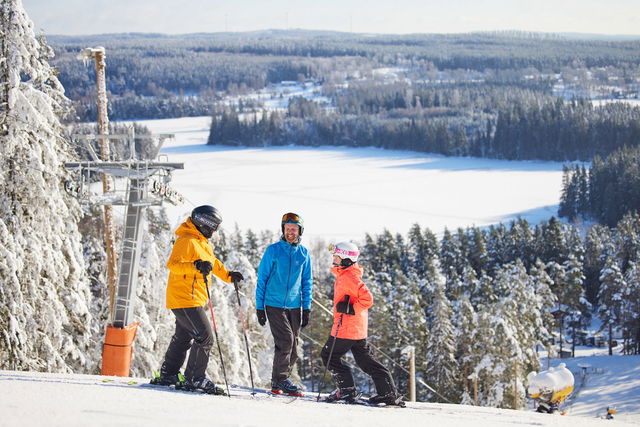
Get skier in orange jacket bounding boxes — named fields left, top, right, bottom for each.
left=320, top=242, right=404, bottom=406
left=153, top=205, right=243, bottom=394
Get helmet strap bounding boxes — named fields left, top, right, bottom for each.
left=340, top=258, right=354, bottom=268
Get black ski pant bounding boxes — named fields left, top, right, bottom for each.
left=320, top=336, right=395, bottom=396
left=161, top=306, right=213, bottom=381
left=265, top=305, right=302, bottom=385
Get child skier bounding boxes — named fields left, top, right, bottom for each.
left=151, top=205, right=244, bottom=394
left=320, top=242, right=404, bottom=406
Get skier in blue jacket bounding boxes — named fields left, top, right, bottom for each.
left=255, top=212, right=313, bottom=396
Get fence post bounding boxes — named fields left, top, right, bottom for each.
left=474, top=377, right=478, bottom=406
left=408, top=346, right=416, bottom=402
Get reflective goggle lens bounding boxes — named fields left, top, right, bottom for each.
left=282, top=213, right=301, bottom=224
left=194, top=214, right=220, bottom=230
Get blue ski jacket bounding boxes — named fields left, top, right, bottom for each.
left=256, top=239, right=313, bottom=310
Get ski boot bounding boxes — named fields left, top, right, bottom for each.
left=271, top=378, right=303, bottom=397
left=179, top=377, right=226, bottom=395
left=324, top=387, right=361, bottom=404
left=368, top=391, right=406, bottom=407
left=150, top=370, right=185, bottom=386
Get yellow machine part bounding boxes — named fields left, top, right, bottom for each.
left=550, top=385, right=574, bottom=403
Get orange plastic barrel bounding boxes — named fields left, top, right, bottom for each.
left=101, top=322, right=140, bottom=376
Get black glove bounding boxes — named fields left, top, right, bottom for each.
left=194, top=259, right=213, bottom=277
left=301, top=309, right=310, bottom=328
left=229, top=271, right=244, bottom=283
left=336, top=297, right=355, bottom=315
left=256, top=309, right=267, bottom=326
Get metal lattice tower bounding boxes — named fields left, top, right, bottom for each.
left=65, top=129, right=183, bottom=327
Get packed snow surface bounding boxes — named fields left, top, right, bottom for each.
left=1, top=364, right=637, bottom=427
left=137, top=116, right=565, bottom=240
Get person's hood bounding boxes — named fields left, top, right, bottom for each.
left=175, top=217, right=206, bottom=240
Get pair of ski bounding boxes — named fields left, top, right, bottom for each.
left=149, top=371, right=227, bottom=396
left=322, top=393, right=406, bottom=408
left=147, top=376, right=403, bottom=408
left=268, top=389, right=405, bottom=408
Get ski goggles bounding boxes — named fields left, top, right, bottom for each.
left=193, top=213, right=220, bottom=231
left=282, top=212, right=303, bottom=225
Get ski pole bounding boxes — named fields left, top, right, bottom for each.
left=232, top=278, right=256, bottom=396
left=204, top=274, right=231, bottom=398
left=316, top=295, right=348, bottom=402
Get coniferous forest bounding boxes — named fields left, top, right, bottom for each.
left=2, top=7, right=639, bottom=411
left=559, top=146, right=640, bottom=226
left=48, top=31, right=640, bottom=162
left=215, top=213, right=640, bottom=405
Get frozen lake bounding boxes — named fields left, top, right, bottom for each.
left=137, top=116, right=565, bottom=241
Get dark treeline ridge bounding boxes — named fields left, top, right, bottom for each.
left=208, top=87, right=640, bottom=161
left=215, top=213, right=640, bottom=405
left=560, top=145, right=640, bottom=226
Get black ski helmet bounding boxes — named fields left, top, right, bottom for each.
left=281, top=212, right=304, bottom=235
left=191, top=205, right=222, bottom=238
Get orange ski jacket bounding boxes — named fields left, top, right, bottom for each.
left=330, top=264, right=373, bottom=340
left=165, top=218, right=231, bottom=309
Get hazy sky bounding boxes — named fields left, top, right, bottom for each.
left=23, top=0, right=640, bottom=36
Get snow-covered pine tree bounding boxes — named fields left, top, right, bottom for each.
left=467, top=307, right=505, bottom=407
left=440, top=227, right=463, bottom=279
left=539, top=216, right=571, bottom=265
left=622, top=260, right=640, bottom=354
left=454, top=296, right=476, bottom=404
left=507, top=218, right=535, bottom=269
left=529, top=259, right=557, bottom=348
left=467, top=227, right=488, bottom=275
left=468, top=261, right=543, bottom=408
left=393, top=268, right=429, bottom=398
left=615, top=212, right=640, bottom=271
left=243, top=228, right=261, bottom=268
left=406, top=223, right=438, bottom=280
left=367, top=268, right=426, bottom=394
left=584, top=224, right=612, bottom=303
left=0, top=0, right=94, bottom=371
left=486, top=223, right=508, bottom=273
left=459, top=263, right=481, bottom=305
left=598, top=254, right=626, bottom=355
left=425, top=269, right=459, bottom=402
left=562, top=252, right=590, bottom=355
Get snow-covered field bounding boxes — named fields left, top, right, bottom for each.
left=135, top=116, right=565, bottom=241
left=534, top=346, right=640, bottom=424
left=2, top=355, right=639, bottom=427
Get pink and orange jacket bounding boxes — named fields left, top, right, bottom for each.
left=330, top=264, right=373, bottom=340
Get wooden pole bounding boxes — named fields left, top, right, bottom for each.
left=408, top=346, right=416, bottom=402
left=514, top=361, right=519, bottom=410
left=473, top=377, right=478, bottom=406
left=91, top=48, right=118, bottom=322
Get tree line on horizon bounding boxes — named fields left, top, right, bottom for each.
left=47, top=32, right=640, bottom=121
left=207, top=88, right=640, bottom=162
